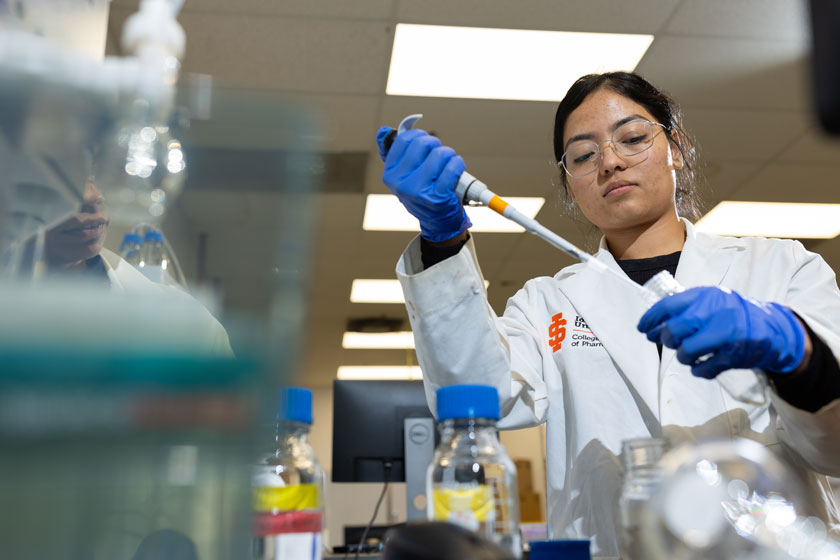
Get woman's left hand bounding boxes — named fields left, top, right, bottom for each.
left=637, top=286, right=807, bottom=379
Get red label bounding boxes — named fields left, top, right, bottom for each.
left=254, top=510, right=323, bottom=536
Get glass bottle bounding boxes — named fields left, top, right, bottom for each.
left=427, top=384, right=521, bottom=558
left=252, top=387, right=324, bottom=560
left=618, top=438, right=667, bottom=560
left=641, top=270, right=769, bottom=406
left=119, top=232, right=143, bottom=267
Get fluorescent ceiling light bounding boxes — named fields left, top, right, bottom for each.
left=337, top=366, right=423, bottom=380
left=351, top=278, right=490, bottom=304
left=350, top=279, right=405, bottom=303
left=387, top=24, right=654, bottom=102
left=342, top=331, right=415, bottom=349
left=363, top=194, right=544, bottom=233
left=696, top=201, right=840, bottom=239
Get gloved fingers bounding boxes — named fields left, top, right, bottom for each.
left=690, top=353, right=731, bottom=380
left=376, top=126, right=394, bottom=162
left=384, top=129, right=431, bottom=170
left=658, top=313, right=705, bottom=349
left=393, top=134, right=443, bottom=178
left=643, top=323, right=666, bottom=344
left=434, top=154, right=466, bottom=196
left=637, top=288, right=705, bottom=333
left=675, top=326, right=731, bottom=365
left=415, top=146, right=457, bottom=189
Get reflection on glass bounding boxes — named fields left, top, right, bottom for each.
left=96, top=100, right=187, bottom=225
left=639, top=438, right=840, bottom=559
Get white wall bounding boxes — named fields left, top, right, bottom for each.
left=308, top=385, right=547, bottom=549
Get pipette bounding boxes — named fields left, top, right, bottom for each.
left=383, top=114, right=644, bottom=294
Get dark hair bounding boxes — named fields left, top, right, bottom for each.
left=553, top=71, right=701, bottom=222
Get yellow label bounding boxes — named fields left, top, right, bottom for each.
left=253, top=484, right=318, bottom=512
left=433, top=485, right=494, bottom=525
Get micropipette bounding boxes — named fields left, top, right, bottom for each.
left=384, top=114, right=645, bottom=294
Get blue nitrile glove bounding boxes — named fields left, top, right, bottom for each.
left=376, top=126, right=472, bottom=243
left=637, top=286, right=806, bottom=379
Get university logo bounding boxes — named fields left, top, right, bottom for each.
left=548, top=313, right=567, bottom=353
left=549, top=313, right=602, bottom=351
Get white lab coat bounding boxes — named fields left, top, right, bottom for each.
left=397, top=219, right=840, bottom=558
left=101, top=248, right=234, bottom=357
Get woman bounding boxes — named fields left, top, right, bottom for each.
left=376, top=72, right=840, bottom=557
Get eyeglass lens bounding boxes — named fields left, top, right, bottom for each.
left=563, top=120, right=657, bottom=177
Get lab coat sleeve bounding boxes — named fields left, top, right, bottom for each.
left=771, top=241, right=840, bottom=476
left=397, top=235, right=551, bottom=429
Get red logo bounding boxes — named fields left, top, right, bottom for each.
left=548, top=313, right=567, bottom=353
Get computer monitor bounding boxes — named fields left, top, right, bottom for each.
left=331, top=379, right=436, bottom=521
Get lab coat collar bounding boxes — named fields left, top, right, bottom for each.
left=559, top=218, right=742, bottom=427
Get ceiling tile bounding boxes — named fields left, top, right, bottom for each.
left=685, top=108, right=809, bottom=163
left=777, top=127, right=840, bottom=164
left=452, top=155, right=561, bottom=199
left=181, top=0, right=394, bottom=19
left=185, top=89, right=381, bottom=151
left=665, top=0, right=809, bottom=42
left=380, top=96, right=556, bottom=157
left=727, top=163, right=840, bottom=203
left=395, top=0, right=680, bottom=34
left=637, top=36, right=810, bottom=110
left=179, top=14, right=392, bottom=94
left=697, top=161, right=763, bottom=207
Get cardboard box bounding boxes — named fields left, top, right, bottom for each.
left=519, top=491, right=543, bottom=523
left=515, top=458, right=534, bottom=494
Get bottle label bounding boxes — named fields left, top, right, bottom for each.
left=432, top=485, right=495, bottom=530
left=254, top=484, right=319, bottom=512
left=255, top=531, right=323, bottom=560
left=255, top=510, right=323, bottom=537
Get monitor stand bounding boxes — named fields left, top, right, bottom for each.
left=403, top=417, right=434, bottom=521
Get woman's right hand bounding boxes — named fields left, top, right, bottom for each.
left=376, top=127, right=471, bottom=243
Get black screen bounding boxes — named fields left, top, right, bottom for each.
left=811, top=0, right=840, bottom=134
left=331, top=380, right=434, bottom=483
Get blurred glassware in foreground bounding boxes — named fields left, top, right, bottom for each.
left=618, top=438, right=668, bottom=559
left=94, top=100, right=187, bottom=224
left=637, top=438, right=840, bottom=559
left=120, top=232, right=144, bottom=267
left=252, top=387, right=325, bottom=560
left=0, top=0, right=189, bottom=278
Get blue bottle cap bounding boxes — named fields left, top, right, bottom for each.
left=277, top=387, right=313, bottom=424
left=435, top=385, right=499, bottom=421
left=529, top=540, right=591, bottom=560
left=144, top=230, right=164, bottom=242
left=121, top=233, right=143, bottom=246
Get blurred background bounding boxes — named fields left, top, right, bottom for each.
left=3, top=0, right=839, bottom=553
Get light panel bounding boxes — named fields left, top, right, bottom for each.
left=363, top=194, right=545, bottom=233
left=696, top=201, right=840, bottom=239
left=387, top=24, right=654, bottom=102
left=350, top=279, right=405, bottom=304
left=342, top=331, right=415, bottom=349
left=337, top=366, right=423, bottom=380
left=351, top=278, right=490, bottom=304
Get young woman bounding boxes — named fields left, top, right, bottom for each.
left=376, top=72, right=840, bottom=557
